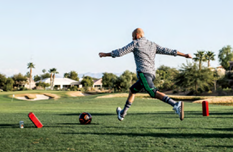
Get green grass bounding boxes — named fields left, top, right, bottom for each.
left=1, top=91, right=233, bottom=152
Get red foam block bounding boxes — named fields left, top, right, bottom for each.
left=28, top=112, right=43, bottom=128
left=202, top=101, right=209, bottom=116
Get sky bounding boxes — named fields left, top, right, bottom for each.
left=0, top=0, right=233, bottom=78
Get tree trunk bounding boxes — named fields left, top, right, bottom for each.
left=214, top=80, right=216, bottom=91
left=30, top=68, right=32, bottom=89
left=50, top=74, right=53, bottom=90
left=195, top=82, right=197, bottom=95
left=199, top=61, right=201, bottom=70
left=208, top=60, right=210, bottom=67
left=52, top=74, right=55, bottom=90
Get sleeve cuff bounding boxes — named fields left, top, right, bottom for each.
left=174, top=50, right=177, bottom=56
left=111, top=51, right=116, bottom=58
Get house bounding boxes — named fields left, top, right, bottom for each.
left=24, top=78, right=36, bottom=89
left=36, top=78, right=81, bottom=89
left=93, top=78, right=102, bottom=88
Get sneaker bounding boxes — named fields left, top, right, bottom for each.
left=172, top=101, right=184, bottom=121
left=116, top=107, right=124, bottom=121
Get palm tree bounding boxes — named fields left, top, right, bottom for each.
left=52, top=69, right=59, bottom=90
left=193, top=51, right=207, bottom=70
left=48, top=68, right=59, bottom=90
left=27, top=62, right=35, bottom=89
left=49, top=68, right=55, bottom=89
left=205, top=51, right=215, bottom=67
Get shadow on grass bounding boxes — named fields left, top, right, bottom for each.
left=58, top=113, right=116, bottom=116
left=61, top=132, right=233, bottom=138
left=209, top=112, right=233, bottom=115
left=0, top=124, right=36, bottom=128
left=0, top=123, right=99, bottom=128
left=44, top=122, right=100, bottom=128
left=0, top=124, right=19, bottom=128
left=210, top=128, right=233, bottom=131
left=206, top=145, right=233, bottom=148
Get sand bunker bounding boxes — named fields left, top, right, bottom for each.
left=193, top=97, right=233, bottom=104
left=14, top=93, right=59, bottom=101
left=66, top=91, right=89, bottom=97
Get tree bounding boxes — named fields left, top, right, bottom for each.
left=154, top=65, right=179, bottom=91
left=27, top=62, right=35, bottom=89
left=64, top=73, right=69, bottom=78
left=35, top=82, right=50, bottom=89
left=34, top=73, right=50, bottom=82
left=42, top=69, right=46, bottom=74
left=112, top=70, right=137, bottom=92
left=205, top=51, right=215, bottom=67
left=25, top=72, right=30, bottom=78
left=193, top=51, right=207, bottom=70
left=41, top=73, right=50, bottom=79
left=102, top=72, right=118, bottom=89
left=3, top=78, right=14, bottom=91
left=34, top=75, right=41, bottom=82
left=0, top=74, right=7, bottom=89
left=48, top=68, right=59, bottom=90
left=12, top=73, right=27, bottom=89
left=81, top=76, right=93, bottom=87
left=218, top=45, right=233, bottom=70
left=175, top=62, right=215, bottom=95
left=64, top=71, right=79, bottom=81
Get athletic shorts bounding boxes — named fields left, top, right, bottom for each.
left=130, top=72, right=158, bottom=98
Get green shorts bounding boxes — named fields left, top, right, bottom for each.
left=130, top=72, right=158, bottom=98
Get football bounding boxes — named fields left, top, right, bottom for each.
left=79, top=112, right=92, bottom=124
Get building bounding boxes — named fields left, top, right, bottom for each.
left=93, top=78, right=102, bottom=88
left=37, top=78, right=81, bottom=89
left=24, top=78, right=36, bottom=89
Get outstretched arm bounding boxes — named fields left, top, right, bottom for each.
left=99, top=41, right=135, bottom=58
left=156, top=43, right=192, bottom=58
left=177, top=51, right=192, bottom=58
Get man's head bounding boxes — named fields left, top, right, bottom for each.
left=132, top=28, right=144, bottom=40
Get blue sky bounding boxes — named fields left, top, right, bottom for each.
left=0, top=0, right=233, bottom=78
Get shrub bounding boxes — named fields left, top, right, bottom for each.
left=70, top=86, right=78, bottom=91
left=36, top=82, right=50, bottom=89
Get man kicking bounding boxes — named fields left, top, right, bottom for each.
left=99, top=28, right=192, bottom=121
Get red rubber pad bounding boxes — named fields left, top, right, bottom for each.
left=28, top=112, right=43, bottom=128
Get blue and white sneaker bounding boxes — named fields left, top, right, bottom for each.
left=172, top=101, right=184, bottom=121
left=116, top=107, right=124, bottom=121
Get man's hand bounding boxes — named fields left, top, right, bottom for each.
left=185, top=54, right=192, bottom=58
left=99, top=52, right=111, bottom=58
left=177, top=51, right=192, bottom=59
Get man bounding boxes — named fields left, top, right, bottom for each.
left=99, top=28, right=192, bottom=121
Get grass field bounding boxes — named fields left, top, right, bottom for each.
left=1, top=91, right=233, bottom=152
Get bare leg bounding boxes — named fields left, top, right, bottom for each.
left=127, top=90, right=135, bottom=103
left=155, top=91, right=166, bottom=100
